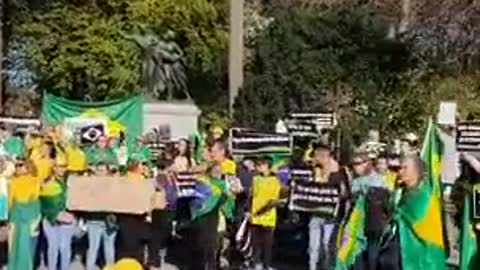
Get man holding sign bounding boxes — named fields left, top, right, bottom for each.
left=308, top=143, right=350, bottom=270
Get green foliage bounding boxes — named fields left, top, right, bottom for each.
left=235, top=4, right=413, bottom=139
left=13, top=0, right=228, bottom=102
left=236, top=0, right=480, bottom=143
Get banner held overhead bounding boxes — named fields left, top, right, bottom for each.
left=41, top=94, right=143, bottom=139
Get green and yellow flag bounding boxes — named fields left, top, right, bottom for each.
left=41, top=94, right=143, bottom=138
left=335, top=196, right=366, bottom=270
left=397, top=119, right=446, bottom=270
left=460, top=193, right=479, bottom=270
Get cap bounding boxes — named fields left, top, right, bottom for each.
left=210, top=126, right=224, bottom=136
left=403, top=133, right=418, bottom=143
left=103, top=258, right=143, bottom=270
left=352, top=150, right=369, bottom=164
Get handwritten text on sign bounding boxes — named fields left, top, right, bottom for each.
left=288, top=169, right=340, bottom=217
left=457, top=122, right=480, bottom=152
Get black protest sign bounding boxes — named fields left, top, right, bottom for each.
left=175, top=172, right=197, bottom=198
left=457, top=121, right=480, bottom=152
left=288, top=169, right=340, bottom=217
left=474, top=184, right=480, bottom=219
left=230, top=128, right=292, bottom=156
left=285, top=113, right=336, bottom=138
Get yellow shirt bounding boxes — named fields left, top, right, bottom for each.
left=127, top=171, right=145, bottom=180
left=9, top=175, right=41, bottom=206
left=251, top=175, right=282, bottom=227
left=384, top=171, right=397, bottom=191
left=221, top=159, right=236, bottom=175
left=32, top=157, right=54, bottom=182
left=26, top=137, right=42, bottom=152
left=65, top=144, right=87, bottom=172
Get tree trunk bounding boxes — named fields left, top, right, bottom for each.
left=398, top=0, right=411, bottom=34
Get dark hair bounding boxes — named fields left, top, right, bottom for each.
left=191, top=136, right=200, bottom=159
left=377, top=153, right=387, bottom=160
left=178, top=138, right=193, bottom=168
left=127, top=161, right=141, bottom=172
left=312, top=142, right=333, bottom=155
left=165, top=142, right=178, bottom=158
left=255, top=156, right=272, bottom=167
left=119, top=132, right=126, bottom=145
left=45, top=141, right=57, bottom=159
left=157, top=151, right=174, bottom=170
left=209, top=139, right=226, bottom=151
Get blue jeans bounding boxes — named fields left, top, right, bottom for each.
left=308, top=217, right=337, bottom=270
left=86, top=221, right=117, bottom=270
left=43, top=220, right=75, bottom=270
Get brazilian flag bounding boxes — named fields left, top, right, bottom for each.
left=190, top=177, right=234, bottom=222
left=460, top=192, right=480, bottom=270
left=336, top=196, right=367, bottom=270
left=396, top=119, right=446, bottom=270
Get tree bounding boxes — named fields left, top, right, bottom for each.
left=11, top=0, right=228, bottom=103
left=235, top=3, right=413, bottom=140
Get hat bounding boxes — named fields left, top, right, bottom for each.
left=352, top=150, right=369, bottom=164
left=403, top=133, right=418, bottom=143
left=210, top=126, right=224, bottom=136
left=103, top=258, right=143, bottom=270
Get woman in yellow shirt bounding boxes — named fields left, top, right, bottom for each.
left=8, top=159, right=41, bottom=270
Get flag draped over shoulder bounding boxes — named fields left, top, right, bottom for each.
left=190, top=177, right=234, bottom=221
left=41, top=94, right=143, bottom=138
left=397, top=119, right=446, bottom=270
left=336, top=196, right=367, bottom=270
left=460, top=193, right=479, bottom=270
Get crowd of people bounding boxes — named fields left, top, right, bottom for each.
left=0, top=123, right=457, bottom=270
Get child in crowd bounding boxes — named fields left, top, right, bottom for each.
left=249, top=156, right=285, bottom=270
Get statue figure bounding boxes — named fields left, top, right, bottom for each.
left=123, top=26, right=189, bottom=100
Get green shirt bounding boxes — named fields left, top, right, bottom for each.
left=40, top=177, right=67, bottom=223
left=84, top=146, right=118, bottom=166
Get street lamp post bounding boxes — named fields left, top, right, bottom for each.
left=228, top=0, right=244, bottom=117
